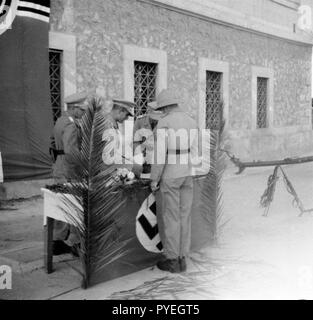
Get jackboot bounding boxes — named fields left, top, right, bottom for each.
left=156, top=259, right=180, bottom=273
left=179, top=257, right=187, bottom=272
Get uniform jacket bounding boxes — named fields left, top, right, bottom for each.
left=102, top=113, right=122, bottom=166
left=133, top=115, right=158, bottom=164
left=52, top=114, right=81, bottom=180
left=150, top=107, right=199, bottom=182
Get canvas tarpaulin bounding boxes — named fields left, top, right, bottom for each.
left=0, top=0, right=53, bottom=181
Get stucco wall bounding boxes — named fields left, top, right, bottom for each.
left=50, top=0, right=313, bottom=160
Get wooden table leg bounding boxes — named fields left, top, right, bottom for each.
left=44, top=217, right=54, bottom=274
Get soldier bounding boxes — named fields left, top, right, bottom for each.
left=133, top=102, right=162, bottom=174
left=51, top=92, right=89, bottom=256
left=150, top=89, right=199, bottom=273
left=102, top=99, right=136, bottom=167
left=133, top=102, right=165, bottom=246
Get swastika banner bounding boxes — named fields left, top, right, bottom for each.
left=136, top=193, right=163, bottom=253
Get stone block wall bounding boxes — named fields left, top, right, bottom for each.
left=50, top=0, right=313, bottom=160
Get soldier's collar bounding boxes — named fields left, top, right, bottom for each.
left=107, top=113, right=118, bottom=129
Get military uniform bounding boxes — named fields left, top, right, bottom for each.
left=52, top=115, right=81, bottom=181
left=51, top=92, right=88, bottom=249
left=133, top=113, right=166, bottom=244
left=102, top=100, right=135, bottom=169
left=102, top=112, right=121, bottom=167
left=133, top=114, right=158, bottom=173
left=151, top=101, right=198, bottom=269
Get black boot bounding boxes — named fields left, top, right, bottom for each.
left=52, top=240, right=72, bottom=255
left=179, top=257, right=187, bottom=272
left=156, top=259, right=180, bottom=273
left=70, top=243, right=80, bottom=258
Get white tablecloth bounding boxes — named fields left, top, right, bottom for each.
left=41, top=188, right=83, bottom=226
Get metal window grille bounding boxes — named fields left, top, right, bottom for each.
left=206, top=71, right=223, bottom=130
left=49, top=49, right=62, bottom=123
left=134, top=61, right=157, bottom=118
left=257, top=77, right=268, bottom=129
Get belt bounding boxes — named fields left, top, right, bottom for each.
left=168, top=148, right=190, bottom=155
left=55, top=150, right=65, bottom=156
left=49, top=148, right=65, bottom=162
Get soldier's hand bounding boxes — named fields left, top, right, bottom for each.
left=150, top=181, right=159, bottom=193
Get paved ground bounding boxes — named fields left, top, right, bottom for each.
left=1, top=162, right=313, bottom=300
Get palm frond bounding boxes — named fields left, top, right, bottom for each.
left=58, top=98, right=129, bottom=288
left=200, top=119, right=227, bottom=244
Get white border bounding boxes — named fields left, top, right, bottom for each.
left=18, top=1, right=50, bottom=13
left=16, top=11, right=49, bottom=23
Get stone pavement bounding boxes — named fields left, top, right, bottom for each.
left=1, top=162, right=313, bottom=300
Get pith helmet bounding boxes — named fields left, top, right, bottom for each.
left=153, top=89, right=180, bottom=110
left=147, top=101, right=163, bottom=120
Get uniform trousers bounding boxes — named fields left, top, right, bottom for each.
left=160, top=176, right=194, bottom=259
left=53, top=177, right=80, bottom=247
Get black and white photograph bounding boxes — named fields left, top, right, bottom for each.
left=1, top=0, right=313, bottom=304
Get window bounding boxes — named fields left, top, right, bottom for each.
left=251, top=67, right=273, bottom=130
left=206, top=71, right=223, bottom=130
left=49, top=49, right=62, bottom=123
left=257, top=77, right=268, bottom=129
left=134, top=61, right=157, bottom=118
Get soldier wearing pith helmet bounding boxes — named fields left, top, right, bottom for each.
left=150, top=89, right=199, bottom=273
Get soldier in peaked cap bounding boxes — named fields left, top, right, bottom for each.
left=102, top=99, right=136, bottom=167
left=150, top=89, right=199, bottom=273
left=50, top=91, right=89, bottom=256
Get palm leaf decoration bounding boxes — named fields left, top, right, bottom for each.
left=58, top=98, right=129, bottom=289
left=201, top=112, right=227, bottom=244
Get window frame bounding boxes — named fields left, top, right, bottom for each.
left=133, top=60, right=158, bottom=118
left=205, top=70, right=224, bottom=130
left=49, top=32, right=77, bottom=113
left=123, top=44, right=167, bottom=103
left=256, top=76, right=269, bottom=129
left=198, top=58, right=229, bottom=130
left=49, top=49, right=63, bottom=123
left=251, top=66, right=274, bottom=131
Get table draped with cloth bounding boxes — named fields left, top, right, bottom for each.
left=43, top=175, right=211, bottom=284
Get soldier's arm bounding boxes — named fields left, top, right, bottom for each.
left=49, top=132, right=57, bottom=162
left=150, top=119, right=168, bottom=183
left=133, top=118, right=142, bottom=152
left=63, top=123, right=80, bottom=164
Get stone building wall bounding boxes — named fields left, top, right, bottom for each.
left=50, top=0, right=313, bottom=160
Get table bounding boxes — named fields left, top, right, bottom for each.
left=42, top=188, right=82, bottom=273
left=42, top=186, right=161, bottom=284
